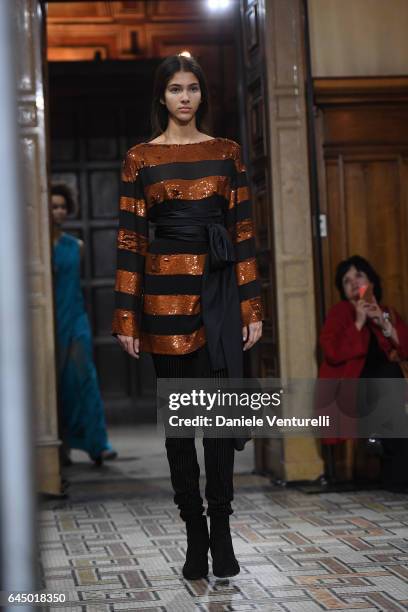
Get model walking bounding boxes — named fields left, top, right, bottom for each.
left=112, top=55, right=263, bottom=579
left=52, top=184, right=117, bottom=466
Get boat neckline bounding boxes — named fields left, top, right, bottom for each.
left=142, top=137, right=220, bottom=147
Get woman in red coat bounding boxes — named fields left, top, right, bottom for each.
left=318, top=255, right=408, bottom=485
left=320, top=256, right=408, bottom=379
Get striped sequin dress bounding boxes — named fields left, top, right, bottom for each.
left=111, top=137, right=263, bottom=374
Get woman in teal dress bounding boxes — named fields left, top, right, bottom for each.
left=51, top=184, right=117, bottom=465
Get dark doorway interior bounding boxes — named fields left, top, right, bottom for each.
left=49, top=59, right=160, bottom=423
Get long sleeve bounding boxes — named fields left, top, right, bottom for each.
left=320, top=304, right=367, bottom=366
left=389, top=307, right=408, bottom=360
left=111, top=149, right=148, bottom=338
left=226, top=143, right=264, bottom=326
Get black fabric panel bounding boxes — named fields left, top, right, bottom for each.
left=120, top=178, right=144, bottom=199
left=114, top=292, right=142, bottom=311
left=144, top=273, right=202, bottom=295
left=231, top=169, right=248, bottom=190
left=140, top=158, right=235, bottom=186
left=148, top=239, right=208, bottom=255
left=119, top=209, right=148, bottom=234
left=238, top=279, right=261, bottom=302
left=234, top=237, right=256, bottom=262
left=148, top=343, right=234, bottom=518
left=149, top=194, right=227, bottom=220
left=116, top=249, right=145, bottom=273
left=142, top=313, right=202, bottom=335
left=236, top=171, right=248, bottom=188
left=224, top=200, right=251, bottom=227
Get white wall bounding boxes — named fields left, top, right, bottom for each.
left=308, top=0, right=408, bottom=77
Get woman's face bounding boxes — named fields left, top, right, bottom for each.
left=51, top=194, right=68, bottom=226
left=342, top=265, right=370, bottom=302
left=162, top=71, right=201, bottom=124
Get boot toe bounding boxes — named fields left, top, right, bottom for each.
left=182, top=559, right=209, bottom=580
left=212, top=556, right=240, bottom=578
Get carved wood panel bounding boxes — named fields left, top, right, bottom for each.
left=240, top=0, right=278, bottom=379
left=315, top=79, right=408, bottom=321
left=46, top=1, right=235, bottom=61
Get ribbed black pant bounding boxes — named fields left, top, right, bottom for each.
left=152, top=344, right=235, bottom=521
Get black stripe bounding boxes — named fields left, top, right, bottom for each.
left=234, top=238, right=256, bottom=262
left=239, top=279, right=261, bottom=302
left=121, top=178, right=144, bottom=199
left=114, top=292, right=142, bottom=311
left=119, top=209, right=148, bottom=234
left=224, top=200, right=251, bottom=226
left=116, top=250, right=145, bottom=273
left=142, top=313, right=202, bottom=335
left=140, top=159, right=235, bottom=187
left=144, top=274, right=202, bottom=295
left=148, top=239, right=208, bottom=255
left=236, top=172, right=248, bottom=188
left=231, top=169, right=248, bottom=190
left=149, top=194, right=227, bottom=219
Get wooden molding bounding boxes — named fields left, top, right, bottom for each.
left=314, top=77, right=408, bottom=106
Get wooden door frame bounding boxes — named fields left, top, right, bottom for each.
left=313, top=76, right=408, bottom=318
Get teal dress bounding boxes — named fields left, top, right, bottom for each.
left=53, top=233, right=113, bottom=459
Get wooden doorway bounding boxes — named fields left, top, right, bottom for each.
left=314, top=77, right=408, bottom=481
left=315, top=78, right=408, bottom=320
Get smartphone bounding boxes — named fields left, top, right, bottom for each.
left=358, top=284, right=374, bottom=303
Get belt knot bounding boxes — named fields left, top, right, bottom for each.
left=206, top=222, right=235, bottom=271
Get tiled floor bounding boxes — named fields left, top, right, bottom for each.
left=38, top=426, right=408, bottom=611
left=68, top=423, right=256, bottom=484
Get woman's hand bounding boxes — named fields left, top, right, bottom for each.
left=354, top=299, right=371, bottom=330
left=365, top=298, right=399, bottom=343
left=366, top=298, right=385, bottom=328
left=117, top=335, right=140, bottom=359
left=243, top=321, right=262, bottom=351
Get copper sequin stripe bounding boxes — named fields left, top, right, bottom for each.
left=236, top=259, right=258, bottom=286
left=237, top=186, right=250, bottom=205
left=145, top=176, right=231, bottom=209
left=140, top=326, right=206, bottom=354
left=145, top=253, right=206, bottom=276
left=115, top=270, right=143, bottom=295
left=240, top=298, right=264, bottom=325
left=233, top=219, right=255, bottom=243
left=137, top=137, right=237, bottom=164
left=121, top=152, right=139, bottom=182
left=117, top=228, right=148, bottom=255
left=228, top=186, right=250, bottom=210
left=112, top=309, right=139, bottom=337
left=120, top=196, right=147, bottom=217
left=143, top=294, right=200, bottom=316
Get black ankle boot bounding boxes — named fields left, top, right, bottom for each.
left=182, top=515, right=209, bottom=580
left=209, top=515, right=240, bottom=578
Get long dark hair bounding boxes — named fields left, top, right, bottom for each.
left=150, top=55, right=211, bottom=138
left=51, top=183, right=75, bottom=215
left=335, top=255, right=382, bottom=302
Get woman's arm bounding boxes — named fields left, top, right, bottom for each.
left=389, top=308, right=408, bottom=360
left=320, top=304, right=368, bottom=366
left=112, top=149, right=148, bottom=353
left=225, top=143, right=263, bottom=349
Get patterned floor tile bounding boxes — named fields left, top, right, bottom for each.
left=37, top=429, right=408, bottom=610
left=38, top=479, right=408, bottom=611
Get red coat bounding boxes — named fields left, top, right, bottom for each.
left=318, top=300, right=408, bottom=444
